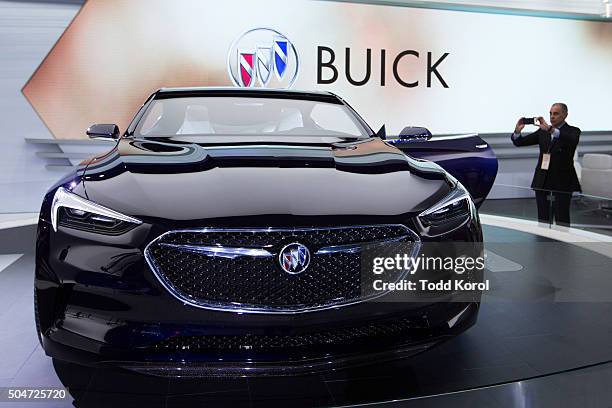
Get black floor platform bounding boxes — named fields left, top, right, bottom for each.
left=0, top=224, right=611, bottom=407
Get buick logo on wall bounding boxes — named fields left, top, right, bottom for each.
left=279, top=243, right=310, bottom=274
left=227, top=28, right=299, bottom=89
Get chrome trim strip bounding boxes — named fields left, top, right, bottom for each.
left=144, top=225, right=421, bottom=315
left=159, top=243, right=273, bottom=259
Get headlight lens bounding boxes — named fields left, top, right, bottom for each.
left=416, top=182, right=474, bottom=237
left=51, top=187, right=142, bottom=234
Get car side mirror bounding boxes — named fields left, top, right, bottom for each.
left=86, top=124, right=120, bottom=140
left=399, top=126, right=432, bottom=141
left=375, top=124, right=387, bottom=140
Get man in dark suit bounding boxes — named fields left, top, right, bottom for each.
left=511, top=103, right=581, bottom=226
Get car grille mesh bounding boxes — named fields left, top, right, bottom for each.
left=152, top=316, right=429, bottom=353
left=145, top=225, right=418, bottom=312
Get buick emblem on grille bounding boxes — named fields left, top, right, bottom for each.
left=278, top=242, right=310, bottom=274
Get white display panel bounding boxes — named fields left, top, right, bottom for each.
left=22, top=0, right=612, bottom=138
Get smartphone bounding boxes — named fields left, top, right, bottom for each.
left=521, top=117, right=537, bottom=125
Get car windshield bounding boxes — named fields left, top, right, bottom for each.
left=134, top=96, right=370, bottom=139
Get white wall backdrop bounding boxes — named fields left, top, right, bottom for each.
left=0, top=1, right=80, bottom=212
left=21, top=0, right=612, bottom=138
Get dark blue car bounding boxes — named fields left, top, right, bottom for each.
left=35, top=88, right=497, bottom=376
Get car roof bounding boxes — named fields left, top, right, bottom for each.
left=154, top=87, right=342, bottom=103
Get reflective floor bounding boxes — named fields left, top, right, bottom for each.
left=0, top=224, right=611, bottom=407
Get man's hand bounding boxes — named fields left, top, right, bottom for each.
left=514, top=118, right=525, bottom=134
left=537, top=116, right=551, bottom=131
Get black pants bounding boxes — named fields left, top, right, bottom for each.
left=535, top=190, right=572, bottom=226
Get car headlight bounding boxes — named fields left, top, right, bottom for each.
left=415, top=182, right=474, bottom=237
left=51, top=187, right=142, bottom=234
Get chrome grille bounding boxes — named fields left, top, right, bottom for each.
left=145, top=225, right=420, bottom=313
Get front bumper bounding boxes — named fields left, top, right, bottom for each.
left=35, top=213, right=483, bottom=376
left=41, top=302, right=479, bottom=377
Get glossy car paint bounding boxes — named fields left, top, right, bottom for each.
left=35, top=88, right=492, bottom=375
left=390, top=135, right=498, bottom=207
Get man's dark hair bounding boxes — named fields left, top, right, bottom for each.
left=553, top=103, right=568, bottom=114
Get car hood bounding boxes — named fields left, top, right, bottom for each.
left=81, top=137, right=451, bottom=223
